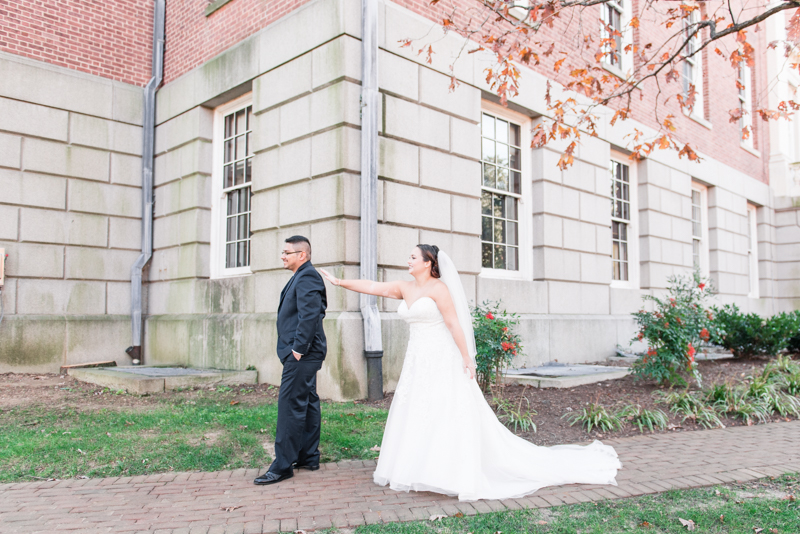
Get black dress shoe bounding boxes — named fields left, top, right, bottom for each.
left=294, top=463, right=320, bottom=471
left=253, top=471, right=293, bottom=485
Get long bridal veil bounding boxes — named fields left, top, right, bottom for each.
left=436, top=251, right=477, bottom=364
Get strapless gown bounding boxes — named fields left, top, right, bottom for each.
left=372, top=296, right=622, bottom=501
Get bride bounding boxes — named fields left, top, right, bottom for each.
left=319, top=244, right=621, bottom=501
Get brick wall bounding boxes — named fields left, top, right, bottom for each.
left=163, top=0, right=313, bottom=84
left=0, top=0, right=153, bottom=86
left=390, top=0, right=769, bottom=185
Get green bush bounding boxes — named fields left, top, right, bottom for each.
left=472, top=300, right=523, bottom=392
left=787, top=311, right=800, bottom=354
left=631, top=271, right=719, bottom=387
left=710, top=304, right=800, bottom=359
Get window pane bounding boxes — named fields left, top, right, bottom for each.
left=225, top=114, right=234, bottom=138
left=494, top=219, right=505, bottom=243
left=496, top=119, right=508, bottom=143
left=494, top=244, right=506, bottom=269
left=510, top=123, right=520, bottom=146
left=481, top=191, right=492, bottom=215
left=612, top=241, right=620, bottom=261
left=507, top=221, right=518, bottom=245
left=511, top=171, right=521, bottom=194
left=237, top=241, right=248, bottom=267
left=620, top=241, right=628, bottom=261
left=482, top=138, right=495, bottom=163
left=482, top=216, right=493, bottom=242
left=483, top=163, right=496, bottom=188
left=510, top=147, right=521, bottom=171
left=621, top=261, right=628, bottom=281
left=620, top=222, right=628, bottom=241
left=226, top=216, right=236, bottom=241
left=506, top=196, right=518, bottom=221
left=224, top=164, right=233, bottom=188
left=612, top=261, right=620, bottom=280
left=496, top=167, right=509, bottom=192
left=496, top=143, right=509, bottom=167
left=622, top=182, right=629, bottom=201
left=235, top=109, right=246, bottom=135
left=612, top=221, right=619, bottom=240
left=493, top=194, right=505, bottom=218
left=622, top=202, right=629, bottom=221
left=239, top=187, right=250, bottom=212
left=227, top=190, right=238, bottom=215
left=245, top=159, right=252, bottom=183
left=246, top=106, right=252, bottom=131
left=482, top=114, right=495, bottom=138
left=236, top=135, right=246, bottom=160
left=225, top=140, right=234, bottom=163
left=482, top=243, right=493, bottom=268
left=226, top=243, right=236, bottom=268
left=507, top=246, right=518, bottom=271
left=238, top=214, right=249, bottom=240
left=235, top=161, right=245, bottom=185
left=246, top=132, right=252, bottom=156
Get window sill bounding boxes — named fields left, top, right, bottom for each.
left=686, top=111, right=712, bottom=130
left=205, top=0, right=234, bottom=17
left=601, top=61, right=632, bottom=82
left=479, top=268, right=526, bottom=281
left=740, top=143, right=761, bottom=158
left=212, top=268, right=253, bottom=280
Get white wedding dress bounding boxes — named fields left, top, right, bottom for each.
left=373, top=296, right=622, bottom=501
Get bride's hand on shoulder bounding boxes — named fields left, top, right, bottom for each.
left=463, top=360, right=476, bottom=380
left=318, top=268, right=340, bottom=286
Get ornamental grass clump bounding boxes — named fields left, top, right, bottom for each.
left=617, top=404, right=669, bottom=432
left=656, top=389, right=724, bottom=429
left=631, top=271, right=720, bottom=387
left=562, top=402, right=624, bottom=433
left=494, top=396, right=537, bottom=433
left=472, top=301, right=523, bottom=392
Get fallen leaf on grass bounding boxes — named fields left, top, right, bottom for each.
left=753, top=528, right=763, bottom=533
left=720, top=515, right=725, bottom=523
left=106, top=432, right=111, bottom=437
left=77, top=476, right=89, bottom=480
left=429, top=514, right=446, bottom=521
left=679, top=518, right=695, bottom=531
left=230, top=401, right=239, bottom=406
left=454, top=512, right=464, bottom=518
left=667, top=424, right=683, bottom=431
left=538, top=520, right=548, bottom=525
left=222, top=505, right=242, bottom=512
left=639, top=521, right=652, bottom=528
left=370, top=445, right=381, bottom=452
left=77, top=449, right=86, bottom=456
left=238, top=425, right=248, bottom=430
left=294, top=530, right=307, bottom=534
left=785, top=494, right=796, bottom=501
left=770, top=529, right=778, bottom=533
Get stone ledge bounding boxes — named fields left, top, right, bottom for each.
left=69, top=366, right=258, bottom=394
left=205, top=0, right=234, bottom=17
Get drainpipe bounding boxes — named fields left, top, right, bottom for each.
left=360, top=0, right=383, bottom=400
left=126, top=0, right=165, bottom=365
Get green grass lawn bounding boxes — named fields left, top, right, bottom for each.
left=339, top=474, right=799, bottom=534
left=0, top=396, right=387, bottom=482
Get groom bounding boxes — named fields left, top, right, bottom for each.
left=254, top=235, right=328, bottom=485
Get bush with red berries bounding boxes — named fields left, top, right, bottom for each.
left=631, top=271, right=721, bottom=387
left=472, top=301, right=523, bottom=392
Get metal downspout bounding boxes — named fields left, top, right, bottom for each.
left=127, top=0, right=165, bottom=365
left=360, top=0, right=383, bottom=400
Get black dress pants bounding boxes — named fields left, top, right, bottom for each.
left=269, top=356, right=323, bottom=475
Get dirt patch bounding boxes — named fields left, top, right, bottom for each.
left=1, top=357, right=796, bottom=447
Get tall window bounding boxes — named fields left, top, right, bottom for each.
left=212, top=96, right=254, bottom=278
left=611, top=161, right=630, bottom=281
left=481, top=112, right=521, bottom=271
left=691, top=185, right=708, bottom=273
left=601, top=0, right=632, bottom=74
left=747, top=204, right=759, bottom=298
left=738, top=65, right=754, bottom=148
left=681, top=9, right=704, bottom=118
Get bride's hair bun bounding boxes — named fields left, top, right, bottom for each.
left=417, top=244, right=440, bottom=278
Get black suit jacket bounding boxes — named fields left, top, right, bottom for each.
left=276, top=261, right=328, bottom=363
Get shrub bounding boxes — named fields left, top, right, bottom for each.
left=494, top=396, right=537, bottom=433
left=631, top=271, right=719, bottom=387
left=562, top=403, right=624, bottom=433
left=787, top=312, right=800, bottom=355
left=472, top=301, right=523, bottom=392
left=710, top=305, right=800, bottom=359
left=656, top=389, right=724, bottom=429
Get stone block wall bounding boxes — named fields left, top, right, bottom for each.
left=774, top=206, right=800, bottom=312
left=0, top=52, right=143, bottom=372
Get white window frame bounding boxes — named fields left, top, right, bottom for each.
left=681, top=7, right=706, bottom=122
left=610, top=152, right=639, bottom=289
left=210, top=93, right=254, bottom=279
left=479, top=101, right=533, bottom=281
left=601, top=0, right=633, bottom=78
left=691, top=182, right=709, bottom=277
left=746, top=203, right=759, bottom=298
left=738, top=64, right=754, bottom=149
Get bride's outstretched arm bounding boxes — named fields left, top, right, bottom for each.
left=432, top=284, right=476, bottom=380
left=319, top=269, right=404, bottom=299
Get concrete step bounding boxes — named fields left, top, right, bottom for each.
left=68, top=366, right=258, bottom=395
left=502, top=363, right=631, bottom=388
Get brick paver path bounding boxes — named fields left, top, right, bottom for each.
left=2, top=421, right=799, bottom=534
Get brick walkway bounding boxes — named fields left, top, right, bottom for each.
left=2, top=421, right=799, bottom=534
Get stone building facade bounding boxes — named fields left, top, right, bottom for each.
left=0, top=0, right=798, bottom=400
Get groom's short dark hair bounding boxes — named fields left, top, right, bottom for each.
left=285, top=235, right=311, bottom=258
